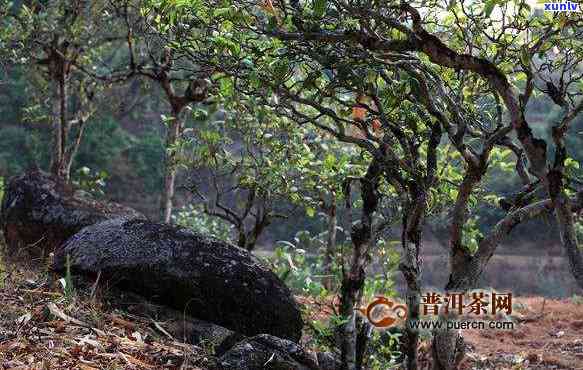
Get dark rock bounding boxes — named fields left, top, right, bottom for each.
left=52, top=218, right=303, bottom=342
left=167, top=317, right=246, bottom=356
left=119, top=296, right=245, bottom=356
left=219, top=334, right=319, bottom=370
left=316, top=352, right=341, bottom=370
left=193, top=356, right=222, bottom=370
left=0, top=169, right=144, bottom=260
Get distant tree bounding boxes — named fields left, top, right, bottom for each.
left=183, top=98, right=300, bottom=251
left=283, top=128, right=365, bottom=290
left=109, top=1, right=212, bottom=223
left=0, top=0, right=125, bottom=182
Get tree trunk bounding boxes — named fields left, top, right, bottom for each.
left=399, top=199, right=424, bottom=370
left=401, top=251, right=421, bottom=370
left=432, top=247, right=471, bottom=370
left=50, top=80, right=63, bottom=179
left=160, top=110, right=184, bottom=223
left=236, top=224, right=261, bottom=252
left=323, top=202, right=337, bottom=290
left=429, top=191, right=583, bottom=370
left=549, top=169, right=583, bottom=289
left=554, top=196, right=583, bottom=288
left=339, top=159, right=381, bottom=370
left=431, top=258, right=469, bottom=370
left=339, top=278, right=361, bottom=370
left=237, top=229, right=249, bottom=251
left=339, top=232, right=369, bottom=370
left=50, top=58, right=70, bottom=183
left=355, top=320, right=372, bottom=369
left=431, top=317, right=464, bottom=370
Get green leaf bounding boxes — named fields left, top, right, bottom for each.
left=213, top=7, right=232, bottom=17
left=193, top=108, right=208, bottom=121
left=219, top=77, right=234, bottom=97
left=313, top=0, right=326, bottom=18
left=212, top=36, right=240, bottom=56
left=324, top=153, right=336, bottom=170
left=484, top=0, right=497, bottom=16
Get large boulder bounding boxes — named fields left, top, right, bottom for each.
left=0, top=169, right=144, bottom=260
left=52, top=218, right=303, bottom=342
left=219, top=334, right=320, bottom=370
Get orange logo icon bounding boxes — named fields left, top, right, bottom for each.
left=357, top=296, right=408, bottom=328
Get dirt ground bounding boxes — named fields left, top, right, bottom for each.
left=2, top=266, right=583, bottom=369
left=300, top=295, right=583, bottom=370
left=0, top=270, right=215, bottom=370
left=460, top=296, right=583, bottom=370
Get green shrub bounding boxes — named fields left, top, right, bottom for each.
left=305, top=314, right=346, bottom=352
left=269, top=244, right=330, bottom=297
left=72, top=167, right=108, bottom=198
left=366, top=330, right=403, bottom=370
left=362, top=239, right=400, bottom=300
left=306, top=315, right=403, bottom=368
left=269, top=230, right=399, bottom=299
left=572, top=295, right=583, bottom=305
left=174, top=204, right=233, bottom=241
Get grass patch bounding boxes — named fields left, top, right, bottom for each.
left=0, top=240, right=6, bottom=289
left=572, top=294, right=583, bottom=305
left=0, top=255, right=215, bottom=369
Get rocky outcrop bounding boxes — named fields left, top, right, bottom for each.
left=52, top=218, right=303, bottom=342
left=218, top=334, right=320, bottom=370
left=0, top=169, right=144, bottom=260
left=316, top=352, right=341, bottom=370
left=167, top=317, right=246, bottom=356
left=111, top=293, right=246, bottom=356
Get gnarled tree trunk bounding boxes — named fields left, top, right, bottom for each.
left=399, top=191, right=426, bottom=370
left=339, top=158, right=381, bottom=370
left=553, top=192, right=583, bottom=288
